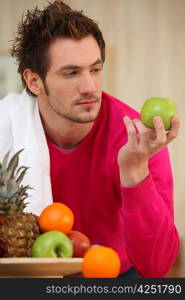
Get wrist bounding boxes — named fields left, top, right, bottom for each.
left=119, top=162, right=149, bottom=187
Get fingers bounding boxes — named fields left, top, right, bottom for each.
left=166, top=115, right=180, bottom=143
left=123, top=115, right=180, bottom=153
left=123, top=116, right=137, bottom=147
left=152, top=116, right=167, bottom=146
left=153, top=115, right=180, bottom=145
left=132, top=118, right=150, bottom=148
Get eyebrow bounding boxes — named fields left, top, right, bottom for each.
left=56, top=58, right=103, bottom=73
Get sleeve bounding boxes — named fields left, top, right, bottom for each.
left=120, top=147, right=180, bottom=277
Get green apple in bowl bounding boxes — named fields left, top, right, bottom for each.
left=31, top=230, right=73, bottom=258
left=141, top=97, right=177, bottom=131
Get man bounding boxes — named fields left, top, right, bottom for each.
left=0, top=1, right=180, bottom=277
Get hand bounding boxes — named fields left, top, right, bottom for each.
left=118, top=115, right=180, bottom=187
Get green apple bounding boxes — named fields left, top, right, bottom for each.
left=31, top=230, right=73, bottom=258
left=141, top=97, right=177, bottom=130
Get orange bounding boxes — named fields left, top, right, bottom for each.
left=39, top=202, right=74, bottom=234
left=82, top=247, right=121, bottom=278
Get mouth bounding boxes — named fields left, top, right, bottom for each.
left=76, top=100, right=98, bottom=107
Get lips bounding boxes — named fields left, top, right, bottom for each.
left=75, top=99, right=99, bottom=109
left=77, top=101, right=97, bottom=105
left=75, top=95, right=100, bottom=105
left=76, top=99, right=98, bottom=104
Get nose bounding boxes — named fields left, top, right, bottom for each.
left=78, top=72, right=96, bottom=95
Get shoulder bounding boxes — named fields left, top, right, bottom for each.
left=0, top=91, right=25, bottom=150
left=0, top=90, right=36, bottom=161
left=0, top=90, right=35, bottom=115
left=0, top=92, right=23, bottom=112
left=102, top=91, right=140, bottom=119
left=0, top=94, right=17, bottom=160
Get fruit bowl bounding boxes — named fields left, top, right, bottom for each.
left=0, top=257, right=83, bottom=277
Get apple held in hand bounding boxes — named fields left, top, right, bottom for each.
left=141, top=97, right=177, bottom=131
left=68, top=230, right=91, bottom=258
left=31, top=230, right=73, bottom=258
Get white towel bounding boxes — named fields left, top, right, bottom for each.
left=0, top=90, right=53, bottom=216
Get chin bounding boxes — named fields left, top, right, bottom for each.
left=78, top=112, right=99, bottom=123
left=65, top=105, right=101, bottom=123
left=75, top=117, right=97, bottom=124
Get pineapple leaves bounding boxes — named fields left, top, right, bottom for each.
left=16, top=167, right=30, bottom=186
left=0, top=149, right=31, bottom=203
left=7, top=149, right=24, bottom=178
left=0, top=150, right=11, bottom=175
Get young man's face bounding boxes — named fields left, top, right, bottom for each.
left=40, top=35, right=103, bottom=124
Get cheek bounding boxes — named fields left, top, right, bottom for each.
left=97, top=74, right=104, bottom=90
left=53, top=82, right=76, bottom=105
left=51, top=82, right=72, bottom=99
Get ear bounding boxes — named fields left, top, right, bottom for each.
left=23, top=69, right=44, bottom=96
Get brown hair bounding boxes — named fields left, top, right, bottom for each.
left=11, top=0, right=105, bottom=96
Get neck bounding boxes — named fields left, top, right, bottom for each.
left=41, top=116, right=94, bottom=149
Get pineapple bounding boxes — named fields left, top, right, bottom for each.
left=0, top=149, right=40, bottom=257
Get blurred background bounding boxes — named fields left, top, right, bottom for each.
left=0, top=0, right=184, bottom=277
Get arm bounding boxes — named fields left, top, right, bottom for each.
left=118, top=115, right=180, bottom=277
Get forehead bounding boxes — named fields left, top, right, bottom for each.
left=48, top=35, right=101, bottom=70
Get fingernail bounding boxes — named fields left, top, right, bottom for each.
left=173, top=115, right=180, bottom=122
left=153, top=116, right=161, bottom=122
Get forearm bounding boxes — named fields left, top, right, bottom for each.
left=119, top=160, right=149, bottom=187
left=121, top=174, right=179, bottom=277
left=117, top=115, right=180, bottom=277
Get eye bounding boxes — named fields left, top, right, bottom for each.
left=90, top=67, right=102, bottom=73
left=64, top=71, right=78, bottom=76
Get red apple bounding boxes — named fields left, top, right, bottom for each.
left=68, top=230, right=91, bottom=258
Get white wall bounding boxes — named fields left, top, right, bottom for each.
left=0, top=0, right=185, bottom=239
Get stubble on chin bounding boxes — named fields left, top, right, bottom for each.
left=65, top=104, right=101, bottom=123
left=44, top=86, right=102, bottom=124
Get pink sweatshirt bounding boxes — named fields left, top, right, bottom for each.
left=46, top=91, right=179, bottom=277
